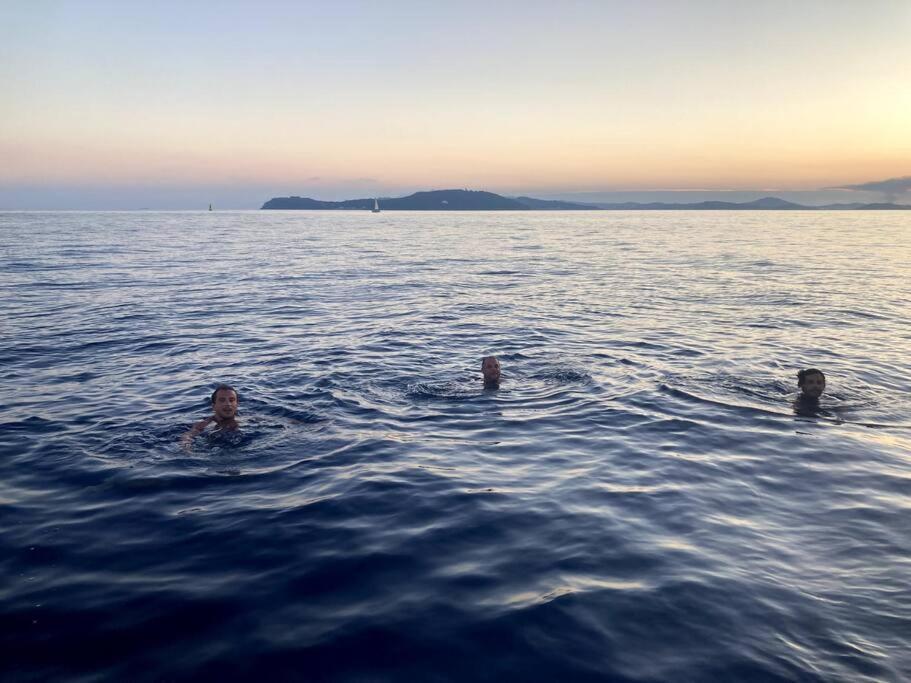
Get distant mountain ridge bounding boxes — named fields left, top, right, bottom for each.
left=594, top=197, right=806, bottom=210
left=592, top=197, right=911, bottom=210
left=261, top=189, right=911, bottom=211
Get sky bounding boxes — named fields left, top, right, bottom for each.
left=1, top=0, right=910, bottom=209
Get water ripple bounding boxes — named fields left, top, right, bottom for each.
left=1, top=210, right=909, bottom=681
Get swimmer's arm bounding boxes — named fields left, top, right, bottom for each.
left=181, top=417, right=213, bottom=450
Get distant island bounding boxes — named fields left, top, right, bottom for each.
left=262, top=189, right=911, bottom=211
left=262, top=189, right=595, bottom=211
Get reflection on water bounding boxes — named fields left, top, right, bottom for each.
left=1, top=210, right=910, bottom=681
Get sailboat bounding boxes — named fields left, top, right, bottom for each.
left=208, top=203, right=213, bottom=211
left=371, top=198, right=381, bottom=213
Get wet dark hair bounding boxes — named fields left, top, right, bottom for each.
left=211, top=384, right=238, bottom=403
left=481, top=356, right=498, bottom=367
left=796, top=369, right=824, bottom=387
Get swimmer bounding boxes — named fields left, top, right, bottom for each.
left=181, top=384, right=240, bottom=448
left=793, top=368, right=826, bottom=416
left=797, top=368, right=826, bottom=401
left=482, top=356, right=501, bottom=389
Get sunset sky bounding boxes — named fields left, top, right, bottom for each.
left=2, top=1, right=910, bottom=208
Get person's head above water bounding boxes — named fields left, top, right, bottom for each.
left=797, top=369, right=825, bottom=400
left=481, top=356, right=501, bottom=388
left=211, top=384, right=239, bottom=424
left=181, top=384, right=240, bottom=448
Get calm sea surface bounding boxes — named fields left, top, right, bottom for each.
left=1, top=210, right=910, bottom=681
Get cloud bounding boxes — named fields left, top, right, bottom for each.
left=831, top=175, right=911, bottom=202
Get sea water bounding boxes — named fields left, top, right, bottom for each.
left=1, top=210, right=909, bottom=681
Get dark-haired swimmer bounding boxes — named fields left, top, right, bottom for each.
left=482, top=356, right=501, bottom=389
left=794, top=368, right=826, bottom=416
left=182, top=384, right=240, bottom=448
left=797, top=368, right=826, bottom=400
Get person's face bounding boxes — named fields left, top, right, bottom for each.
left=482, top=357, right=501, bottom=384
left=213, top=389, right=238, bottom=419
left=800, top=373, right=825, bottom=399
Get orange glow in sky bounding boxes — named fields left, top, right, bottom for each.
left=2, top=2, right=910, bottom=206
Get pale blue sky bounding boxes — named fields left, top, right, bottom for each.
left=2, top=1, right=910, bottom=208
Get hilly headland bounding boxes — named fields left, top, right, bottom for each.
left=261, top=189, right=911, bottom=211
